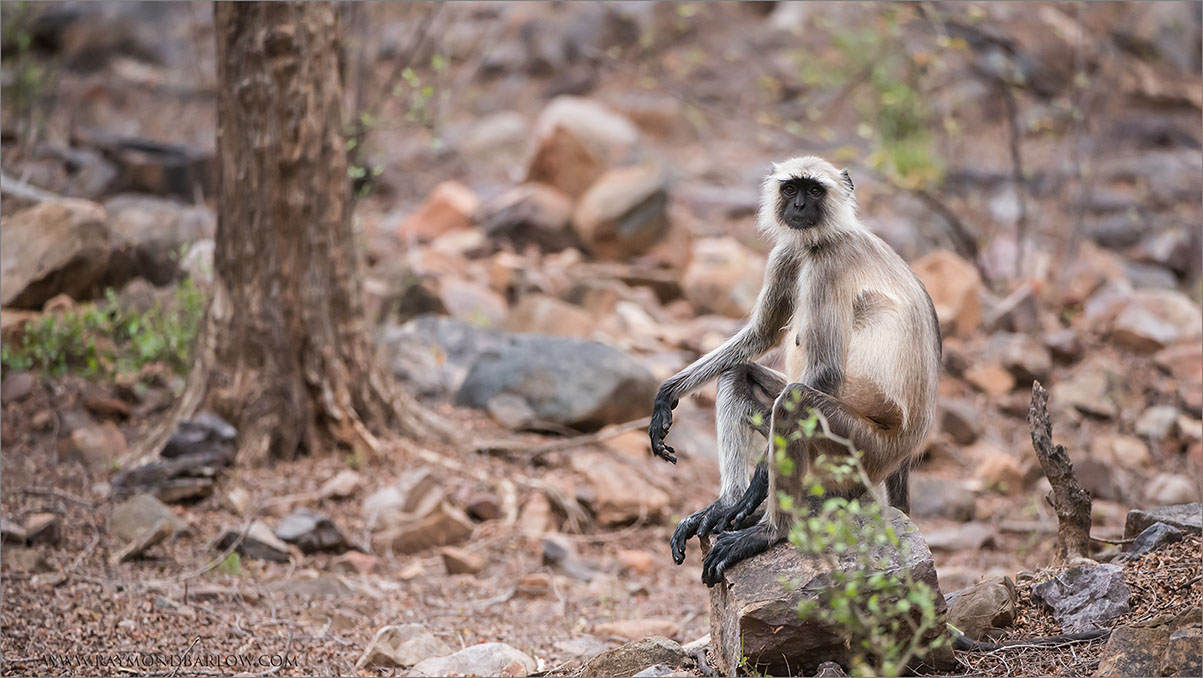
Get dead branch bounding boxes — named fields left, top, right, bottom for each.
left=1028, top=380, right=1092, bottom=566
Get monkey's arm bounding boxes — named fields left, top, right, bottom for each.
left=649, top=248, right=799, bottom=463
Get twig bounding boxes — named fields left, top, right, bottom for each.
left=472, top=416, right=652, bottom=457
left=1028, top=381, right=1092, bottom=566
left=0, top=171, right=63, bottom=202
left=18, top=487, right=98, bottom=508
left=1090, top=535, right=1135, bottom=545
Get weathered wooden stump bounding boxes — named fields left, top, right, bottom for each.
left=707, top=508, right=956, bottom=676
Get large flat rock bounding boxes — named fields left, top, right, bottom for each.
left=708, top=508, right=955, bottom=676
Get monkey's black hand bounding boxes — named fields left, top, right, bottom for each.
left=649, top=394, right=678, bottom=464
left=723, top=464, right=768, bottom=531
left=671, top=495, right=748, bottom=565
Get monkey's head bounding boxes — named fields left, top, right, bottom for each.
left=759, top=156, right=858, bottom=241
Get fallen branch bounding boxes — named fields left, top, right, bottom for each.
left=471, top=416, right=652, bottom=457
left=1028, top=380, right=1093, bottom=566
left=0, top=171, right=63, bottom=203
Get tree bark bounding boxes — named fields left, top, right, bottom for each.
left=1028, top=380, right=1093, bottom=566
left=128, top=1, right=453, bottom=466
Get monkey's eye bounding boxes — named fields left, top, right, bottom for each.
left=781, top=184, right=797, bottom=197
left=808, top=186, right=824, bottom=198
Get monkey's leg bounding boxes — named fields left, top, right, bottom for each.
left=885, top=465, right=910, bottom=514
left=670, top=363, right=785, bottom=565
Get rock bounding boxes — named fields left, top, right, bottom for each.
left=924, top=522, right=995, bottom=551
left=110, top=517, right=173, bottom=565
left=940, top=398, right=981, bottom=445
left=379, top=316, right=511, bottom=400
left=911, top=250, right=982, bottom=338
left=83, top=394, right=132, bottom=420
left=984, top=281, right=1040, bottom=334
left=224, top=487, right=250, bottom=515
left=984, top=332, right=1052, bottom=385
left=1, top=199, right=114, bottom=308
left=1155, top=343, right=1203, bottom=382
left=109, top=493, right=188, bottom=543
left=1135, top=405, right=1180, bottom=440
left=215, top=521, right=291, bottom=563
left=335, top=551, right=379, bottom=576
left=964, top=364, right=1015, bottom=397
left=464, top=488, right=502, bottom=522
left=408, top=642, right=536, bottom=678
left=526, top=96, right=640, bottom=197
left=354, top=623, right=452, bottom=670
left=1161, top=626, right=1202, bottom=677
left=456, top=335, right=656, bottom=431
left=478, top=182, right=578, bottom=253
left=1, top=518, right=27, bottom=545
left=1054, top=365, right=1119, bottom=419
left=617, top=549, right=657, bottom=575
left=64, top=421, right=127, bottom=466
left=502, top=294, right=595, bottom=338
left=275, top=508, right=349, bottom=554
left=363, top=468, right=444, bottom=527
left=517, top=492, right=554, bottom=535
left=396, top=181, right=479, bottom=243
left=975, top=452, right=1026, bottom=495
left=1125, top=503, right=1203, bottom=538
left=372, top=501, right=474, bottom=554
left=23, top=513, right=60, bottom=546
left=573, top=165, right=670, bottom=260
left=1, top=372, right=38, bottom=405
left=709, top=508, right=953, bottom=676
left=594, top=619, right=681, bottom=642
left=437, top=279, right=508, bottom=327
left=581, top=636, right=689, bottom=677
left=1111, top=289, right=1203, bottom=353
left=525, top=125, right=608, bottom=198
left=542, top=534, right=598, bottom=582
left=910, top=474, right=977, bottom=522
left=1146, top=474, right=1200, bottom=506
left=103, top=194, right=215, bottom=285
left=945, top=576, right=1017, bottom=641
left=110, top=452, right=223, bottom=504
left=1091, top=434, right=1150, bottom=470
left=1125, top=522, right=1184, bottom=558
left=440, top=546, right=485, bottom=575
left=572, top=452, right=669, bottom=525
left=1095, top=607, right=1202, bottom=678
left=813, top=661, right=848, bottom=678
left=3, top=548, right=52, bottom=574
left=682, top=237, right=766, bottom=318
left=318, top=469, right=361, bottom=500
left=1031, top=564, right=1130, bottom=633
left=1046, top=329, right=1083, bottom=363
left=160, top=412, right=236, bottom=460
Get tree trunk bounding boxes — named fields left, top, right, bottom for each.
left=129, top=1, right=452, bottom=466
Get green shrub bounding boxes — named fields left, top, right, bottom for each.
left=0, top=279, right=206, bottom=379
left=774, top=396, right=947, bottom=677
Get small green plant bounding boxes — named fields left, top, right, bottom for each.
left=217, top=551, right=242, bottom=577
left=1, top=2, right=58, bottom=144
left=774, top=394, right=947, bottom=677
left=0, top=279, right=206, bottom=379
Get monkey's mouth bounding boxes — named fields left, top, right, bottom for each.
left=786, top=217, right=818, bottom=230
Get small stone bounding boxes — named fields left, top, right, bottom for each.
left=23, top=513, right=60, bottom=546
left=910, top=474, right=978, bottom=522
left=573, top=164, right=670, bottom=260
left=594, top=619, right=681, bottom=642
left=66, top=422, right=128, bottom=466
left=941, top=398, right=981, bottom=445
left=440, top=546, right=485, bottom=575
left=110, top=494, right=188, bottom=543
left=485, top=392, right=537, bottom=430
left=408, top=642, right=536, bottom=678
left=363, top=468, right=444, bottom=527
left=1091, top=434, right=1151, bottom=470
left=964, top=364, right=1015, bottom=397
left=318, top=470, right=361, bottom=500
left=1, top=518, right=26, bottom=544
left=3, top=548, right=52, bottom=574
left=516, top=572, right=553, bottom=598
left=924, top=522, right=995, bottom=551
left=682, top=237, right=766, bottom=318
left=335, top=551, right=378, bottom=576
left=543, top=534, right=597, bottom=582
left=110, top=518, right=172, bottom=565
left=1, top=372, right=37, bottom=404
left=1136, top=405, right=1181, bottom=440
left=478, top=182, right=578, bottom=253
left=617, top=549, right=656, bottom=575
left=1125, top=503, right=1203, bottom=538
left=1031, top=564, right=1130, bottom=633
left=396, top=181, right=479, bottom=243
left=1125, top=522, right=1184, bottom=557
left=224, top=487, right=251, bottom=515
left=1111, top=289, right=1202, bottom=352
left=83, top=395, right=132, bottom=420
left=1146, top=474, right=1200, bottom=506
left=437, top=279, right=508, bottom=328
left=581, top=636, right=689, bottom=677
left=975, top=453, right=1026, bottom=495
left=945, top=576, right=1017, bottom=641
left=912, top=249, right=982, bottom=338
left=502, top=294, right=595, bottom=338
left=1054, top=366, right=1118, bottom=419
left=465, top=489, right=502, bottom=522
left=215, top=521, right=291, bottom=563
left=371, top=502, right=474, bottom=554
left=275, top=508, right=349, bottom=554
left=354, top=623, right=452, bottom=670
left=517, top=492, right=554, bottom=536
left=1045, top=329, right=1083, bottom=363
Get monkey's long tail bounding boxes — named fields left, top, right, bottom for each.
left=949, top=625, right=1111, bottom=651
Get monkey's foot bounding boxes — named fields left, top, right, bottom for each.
left=701, top=522, right=784, bottom=587
left=670, top=499, right=743, bottom=565
left=724, top=465, right=769, bottom=531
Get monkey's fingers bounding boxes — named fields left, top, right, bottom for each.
left=696, top=504, right=730, bottom=538
left=670, top=510, right=705, bottom=565
left=652, top=441, right=677, bottom=464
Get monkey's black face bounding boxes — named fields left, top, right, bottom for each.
left=777, top=178, right=828, bottom=230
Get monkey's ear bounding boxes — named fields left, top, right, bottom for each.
left=841, top=169, right=854, bottom=193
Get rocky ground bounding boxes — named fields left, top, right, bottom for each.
left=2, top=2, right=1202, bottom=676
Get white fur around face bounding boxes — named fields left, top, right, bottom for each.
left=757, top=156, right=859, bottom=245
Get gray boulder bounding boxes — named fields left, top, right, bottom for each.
left=1032, top=564, right=1130, bottom=633
left=378, top=316, right=510, bottom=400
left=1125, top=503, right=1202, bottom=539
left=455, top=334, right=656, bottom=431
left=580, top=636, right=689, bottom=677
left=708, top=508, right=954, bottom=676
left=944, top=576, right=1016, bottom=641
left=1, top=199, right=114, bottom=308
left=408, top=642, right=535, bottom=677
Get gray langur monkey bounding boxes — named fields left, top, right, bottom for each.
left=648, top=156, right=942, bottom=586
